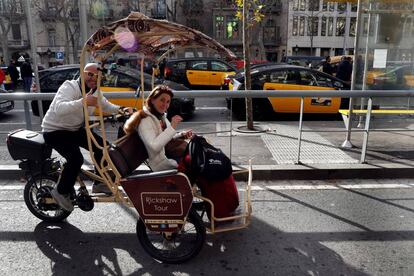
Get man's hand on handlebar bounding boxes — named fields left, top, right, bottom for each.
left=118, top=106, right=134, bottom=116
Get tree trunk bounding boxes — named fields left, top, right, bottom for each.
left=243, top=0, right=253, bottom=130
left=64, top=24, right=70, bottom=64
left=1, top=37, right=9, bottom=64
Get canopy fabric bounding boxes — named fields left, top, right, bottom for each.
left=86, top=12, right=236, bottom=61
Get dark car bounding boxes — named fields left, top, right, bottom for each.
left=0, top=88, right=14, bottom=113
left=31, top=64, right=194, bottom=119
left=227, top=64, right=350, bottom=120
left=281, top=56, right=325, bottom=69
left=164, top=57, right=237, bottom=89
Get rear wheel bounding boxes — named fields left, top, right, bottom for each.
left=136, top=208, right=206, bottom=264
left=24, top=174, right=71, bottom=222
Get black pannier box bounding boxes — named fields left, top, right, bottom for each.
left=7, top=129, right=52, bottom=161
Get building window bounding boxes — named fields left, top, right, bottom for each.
left=351, top=3, right=357, bottom=12
left=293, top=16, right=298, bottom=36
left=328, top=17, right=333, bottom=36
left=48, top=29, right=56, bottom=46
left=299, top=0, right=305, bottom=11
left=215, top=16, right=224, bottom=39
left=329, top=2, right=334, bottom=11
left=128, top=0, right=140, bottom=11
left=336, top=17, right=345, bottom=36
left=11, top=24, right=21, bottom=40
left=46, top=0, right=57, bottom=13
left=226, top=16, right=239, bottom=39
left=349, top=17, right=356, bottom=37
left=264, top=19, right=276, bottom=43
left=337, top=3, right=347, bottom=13
left=293, top=0, right=298, bottom=11
left=322, top=2, right=327, bottom=11
left=299, top=16, right=305, bottom=36
left=308, top=17, right=319, bottom=36
left=154, top=0, right=166, bottom=17
left=321, top=17, right=327, bottom=36
left=308, top=0, right=319, bottom=11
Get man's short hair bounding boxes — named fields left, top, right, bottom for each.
left=84, top=63, right=99, bottom=74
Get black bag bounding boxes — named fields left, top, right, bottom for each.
left=188, top=135, right=232, bottom=181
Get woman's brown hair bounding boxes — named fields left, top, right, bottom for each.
left=123, top=85, right=174, bottom=134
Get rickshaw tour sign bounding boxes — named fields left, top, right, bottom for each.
left=141, top=192, right=184, bottom=216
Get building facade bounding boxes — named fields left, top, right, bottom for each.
left=287, top=0, right=357, bottom=58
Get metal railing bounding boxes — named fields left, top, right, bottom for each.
left=1, top=89, right=414, bottom=164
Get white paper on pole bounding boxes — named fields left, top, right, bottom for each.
left=373, top=49, right=387, bottom=68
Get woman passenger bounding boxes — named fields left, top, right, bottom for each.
left=123, top=85, right=192, bottom=171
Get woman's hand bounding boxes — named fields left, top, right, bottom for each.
left=181, top=129, right=193, bottom=139
left=170, top=115, right=183, bottom=129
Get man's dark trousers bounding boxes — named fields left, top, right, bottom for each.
left=43, top=128, right=104, bottom=194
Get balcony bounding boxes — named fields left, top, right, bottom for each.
left=8, top=39, right=29, bottom=49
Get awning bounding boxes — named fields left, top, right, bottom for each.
left=86, top=12, right=236, bottom=60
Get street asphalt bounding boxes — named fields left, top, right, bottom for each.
left=1, top=115, right=413, bottom=180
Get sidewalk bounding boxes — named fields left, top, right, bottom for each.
left=1, top=119, right=414, bottom=180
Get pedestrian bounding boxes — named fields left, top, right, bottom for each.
left=336, top=56, right=352, bottom=83
left=7, top=59, right=19, bottom=91
left=20, top=58, right=33, bottom=92
left=43, top=63, right=133, bottom=211
left=322, top=56, right=334, bottom=75
left=0, top=68, right=5, bottom=90
left=0, top=57, right=6, bottom=67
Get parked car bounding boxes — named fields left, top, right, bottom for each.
left=0, top=88, right=14, bottom=113
left=281, top=55, right=325, bottom=69
left=31, top=64, right=194, bottom=119
left=226, top=64, right=350, bottom=120
left=164, top=57, right=237, bottom=89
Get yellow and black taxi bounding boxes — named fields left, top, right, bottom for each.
left=164, top=57, right=237, bottom=89
left=31, top=64, right=194, bottom=119
left=227, top=64, right=350, bottom=120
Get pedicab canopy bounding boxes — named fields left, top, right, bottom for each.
left=85, top=12, right=236, bottom=62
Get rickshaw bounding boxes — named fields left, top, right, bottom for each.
left=7, top=12, right=252, bottom=264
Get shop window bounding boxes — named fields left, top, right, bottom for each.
left=226, top=16, right=239, bottom=39
left=264, top=19, right=276, bottom=43
left=215, top=16, right=224, bottom=39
